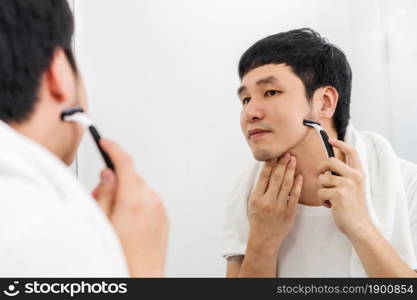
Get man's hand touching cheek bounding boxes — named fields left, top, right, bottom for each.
left=317, top=138, right=373, bottom=238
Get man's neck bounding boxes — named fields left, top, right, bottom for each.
left=288, top=128, right=345, bottom=207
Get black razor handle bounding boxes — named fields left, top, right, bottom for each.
left=89, top=125, right=115, bottom=170
left=319, top=130, right=339, bottom=176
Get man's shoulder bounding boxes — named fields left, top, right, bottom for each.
left=0, top=202, right=128, bottom=277
left=0, top=177, right=108, bottom=246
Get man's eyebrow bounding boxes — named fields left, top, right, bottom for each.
left=256, top=75, right=278, bottom=86
left=237, top=76, right=279, bottom=96
left=237, top=85, right=247, bottom=96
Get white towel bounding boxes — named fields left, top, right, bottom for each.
left=224, top=123, right=417, bottom=277
left=346, top=124, right=417, bottom=276
left=0, top=120, right=129, bottom=276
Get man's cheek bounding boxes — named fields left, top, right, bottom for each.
left=240, top=122, right=248, bottom=139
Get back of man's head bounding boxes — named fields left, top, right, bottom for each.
left=0, top=0, right=77, bottom=123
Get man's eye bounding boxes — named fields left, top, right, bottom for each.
left=242, top=97, right=251, bottom=105
left=265, top=90, right=280, bottom=97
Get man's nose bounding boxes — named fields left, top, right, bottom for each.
left=245, top=98, right=265, bottom=122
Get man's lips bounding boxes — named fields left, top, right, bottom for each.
left=248, top=129, right=272, bottom=139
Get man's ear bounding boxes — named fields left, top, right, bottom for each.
left=317, top=86, right=339, bottom=120
left=45, top=48, right=76, bottom=105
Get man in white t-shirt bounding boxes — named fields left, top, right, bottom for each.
left=0, top=0, right=168, bottom=277
left=223, top=28, right=417, bottom=277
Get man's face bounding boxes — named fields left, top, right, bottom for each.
left=62, top=75, right=88, bottom=165
left=239, top=64, right=312, bottom=161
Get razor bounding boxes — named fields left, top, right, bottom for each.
left=61, top=107, right=114, bottom=170
left=303, top=119, right=338, bottom=176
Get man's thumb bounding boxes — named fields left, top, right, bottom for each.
left=92, top=168, right=116, bottom=217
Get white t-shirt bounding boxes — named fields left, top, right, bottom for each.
left=223, top=159, right=417, bottom=277
left=278, top=203, right=352, bottom=277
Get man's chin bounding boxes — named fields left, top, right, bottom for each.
left=252, top=148, right=281, bottom=162
left=62, top=141, right=80, bottom=166
left=63, top=152, right=77, bottom=166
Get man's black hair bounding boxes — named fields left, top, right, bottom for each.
left=238, top=28, right=352, bottom=140
left=0, top=0, right=77, bottom=123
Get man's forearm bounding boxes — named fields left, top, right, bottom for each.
left=347, top=222, right=417, bottom=277
left=238, top=234, right=280, bottom=277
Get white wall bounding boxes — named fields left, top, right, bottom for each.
left=385, top=0, right=417, bottom=160
left=72, top=0, right=417, bottom=276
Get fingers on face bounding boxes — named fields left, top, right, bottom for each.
left=266, top=153, right=291, bottom=198
left=287, top=175, right=303, bottom=212
left=252, top=162, right=274, bottom=198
